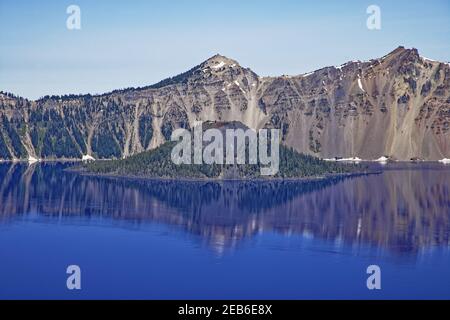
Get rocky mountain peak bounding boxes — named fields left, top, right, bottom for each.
left=0, top=46, right=449, bottom=162
left=380, top=46, right=420, bottom=65
left=200, top=54, right=243, bottom=73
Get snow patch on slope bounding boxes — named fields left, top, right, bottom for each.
left=421, top=56, right=437, bottom=62
left=82, top=154, right=95, bottom=161
left=375, top=156, right=389, bottom=162
left=212, top=61, right=226, bottom=69
left=357, top=75, right=365, bottom=93
left=337, top=157, right=362, bottom=163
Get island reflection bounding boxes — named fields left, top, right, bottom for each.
left=0, top=163, right=449, bottom=255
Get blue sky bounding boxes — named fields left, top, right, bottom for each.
left=1, top=0, right=449, bottom=99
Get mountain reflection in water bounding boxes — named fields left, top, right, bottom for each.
left=0, top=163, right=449, bottom=255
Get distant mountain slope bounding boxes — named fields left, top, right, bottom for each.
left=1, top=46, right=449, bottom=160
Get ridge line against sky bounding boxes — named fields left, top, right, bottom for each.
left=1, top=0, right=449, bottom=100
left=1, top=46, right=445, bottom=102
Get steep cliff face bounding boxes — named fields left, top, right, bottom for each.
left=0, top=46, right=449, bottom=160
left=272, top=47, right=450, bottom=160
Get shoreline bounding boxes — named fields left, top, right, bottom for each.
left=1, top=159, right=448, bottom=184
left=66, top=166, right=380, bottom=184
left=1, top=158, right=449, bottom=164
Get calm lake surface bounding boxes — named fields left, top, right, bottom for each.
left=0, top=162, right=449, bottom=299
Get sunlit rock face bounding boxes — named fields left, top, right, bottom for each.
left=1, top=46, right=449, bottom=160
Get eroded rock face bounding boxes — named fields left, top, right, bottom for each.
left=1, top=47, right=449, bottom=160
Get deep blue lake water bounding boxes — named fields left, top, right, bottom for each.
left=0, top=162, right=449, bottom=299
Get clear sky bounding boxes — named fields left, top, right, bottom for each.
left=1, top=0, right=449, bottom=100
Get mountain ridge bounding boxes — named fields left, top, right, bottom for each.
left=2, top=46, right=449, bottom=100
left=1, top=46, right=449, bottom=161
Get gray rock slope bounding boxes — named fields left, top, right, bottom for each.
left=0, top=46, right=449, bottom=160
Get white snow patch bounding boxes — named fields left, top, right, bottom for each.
left=211, top=61, right=226, bottom=69
left=375, top=156, right=389, bottom=162
left=82, top=154, right=95, bottom=161
left=232, top=81, right=245, bottom=93
left=335, top=60, right=361, bottom=71
left=421, top=56, right=437, bottom=62
left=357, top=75, right=365, bottom=93
left=337, top=157, right=362, bottom=162
left=302, top=71, right=314, bottom=77
left=438, top=158, right=450, bottom=164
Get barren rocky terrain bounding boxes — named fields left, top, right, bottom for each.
left=1, top=46, right=449, bottom=161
